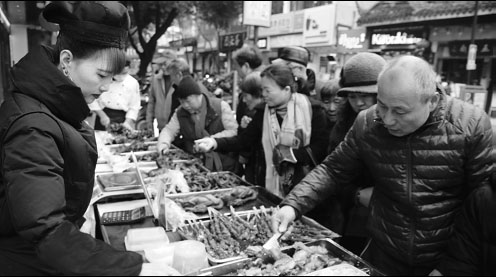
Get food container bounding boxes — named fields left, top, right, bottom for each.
left=172, top=240, right=210, bottom=275
left=124, top=226, right=169, bottom=252
left=192, top=239, right=383, bottom=276
left=96, top=172, right=142, bottom=192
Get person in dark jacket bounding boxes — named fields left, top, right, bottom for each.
left=272, top=55, right=494, bottom=275
left=431, top=178, right=496, bottom=276
left=195, top=63, right=330, bottom=198
left=326, top=53, right=385, bottom=255
left=157, top=75, right=238, bottom=172
left=237, top=72, right=266, bottom=186
left=0, top=2, right=178, bottom=276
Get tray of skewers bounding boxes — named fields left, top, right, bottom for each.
left=178, top=206, right=339, bottom=265
left=191, top=238, right=381, bottom=276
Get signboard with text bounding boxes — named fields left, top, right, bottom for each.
left=243, top=1, right=272, bottom=27
left=219, top=32, right=247, bottom=53
left=258, top=10, right=304, bottom=37
left=370, top=26, right=427, bottom=49
left=337, top=28, right=367, bottom=53
left=303, top=5, right=335, bottom=47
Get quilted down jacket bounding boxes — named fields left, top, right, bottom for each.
left=282, top=93, right=493, bottom=267
left=0, top=46, right=142, bottom=275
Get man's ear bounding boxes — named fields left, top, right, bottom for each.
left=59, top=49, right=73, bottom=68
left=428, top=93, right=440, bottom=112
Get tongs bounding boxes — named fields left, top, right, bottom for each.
left=261, top=224, right=294, bottom=263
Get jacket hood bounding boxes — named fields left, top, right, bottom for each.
left=10, top=45, right=89, bottom=127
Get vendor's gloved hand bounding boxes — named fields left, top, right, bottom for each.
left=122, top=119, right=135, bottom=131
left=194, top=137, right=217, bottom=153
left=271, top=205, right=296, bottom=234
left=139, top=263, right=182, bottom=276
left=99, top=115, right=111, bottom=128
left=158, top=143, right=170, bottom=156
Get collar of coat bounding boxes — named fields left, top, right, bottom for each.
left=10, top=45, right=89, bottom=128
left=176, top=94, right=219, bottom=126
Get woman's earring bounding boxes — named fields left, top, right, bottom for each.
left=62, top=67, right=69, bottom=76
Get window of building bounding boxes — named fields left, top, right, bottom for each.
left=272, top=1, right=283, bottom=14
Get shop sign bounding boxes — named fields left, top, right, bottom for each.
left=370, top=26, right=427, bottom=48
left=337, top=28, right=367, bottom=52
left=219, top=32, right=247, bottom=53
left=257, top=38, right=268, bottom=49
left=303, top=5, right=335, bottom=47
left=448, top=40, right=493, bottom=57
left=270, top=34, right=303, bottom=49
left=243, top=1, right=271, bottom=27
left=466, top=44, right=477, bottom=70
left=258, top=10, right=304, bottom=37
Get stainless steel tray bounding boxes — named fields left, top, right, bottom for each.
left=192, top=239, right=383, bottom=276
left=177, top=207, right=339, bottom=265
left=165, top=186, right=281, bottom=220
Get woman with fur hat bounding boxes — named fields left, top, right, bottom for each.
left=0, top=2, right=178, bottom=275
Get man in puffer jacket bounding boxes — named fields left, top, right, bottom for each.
left=272, top=55, right=494, bottom=275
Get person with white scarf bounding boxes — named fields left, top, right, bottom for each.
left=195, top=63, right=329, bottom=198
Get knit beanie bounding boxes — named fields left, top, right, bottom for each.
left=175, top=75, right=202, bottom=99
left=337, top=52, right=386, bottom=97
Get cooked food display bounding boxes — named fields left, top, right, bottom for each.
left=173, top=186, right=258, bottom=213
left=237, top=242, right=345, bottom=276
left=128, top=152, right=159, bottom=162
left=179, top=207, right=336, bottom=261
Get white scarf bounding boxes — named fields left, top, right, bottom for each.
left=262, top=93, right=312, bottom=197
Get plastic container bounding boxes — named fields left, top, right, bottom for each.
left=124, top=227, right=169, bottom=252
left=171, top=240, right=209, bottom=275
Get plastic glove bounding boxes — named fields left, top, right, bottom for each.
left=99, top=115, right=110, bottom=128
left=240, top=115, right=252, bottom=129
left=122, top=119, right=135, bottom=131
left=271, top=205, right=296, bottom=234
left=194, top=137, right=217, bottom=153
left=139, top=263, right=182, bottom=276
left=158, top=143, right=170, bottom=156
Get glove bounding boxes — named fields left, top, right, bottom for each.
left=122, top=120, right=135, bottom=131
left=158, top=143, right=170, bottom=156
left=194, top=137, right=217, bottom=153
left=99, top=115, right=110, bottom=128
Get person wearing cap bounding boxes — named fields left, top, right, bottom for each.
left=146, top=50, right=177, bottom=131
left=0, top=2, right=179, bottom=276
left=157, top=75, right=238, bottom=172
left=195, top=63, right=329, bottom=198
left=271, top=55, right=493, bottom=275
left=89, top=59, right=141, bottom=131
left=272, top=46, right=321, bottom=99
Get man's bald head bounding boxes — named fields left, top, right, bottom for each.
left=378, top=55, right=437, bottom=103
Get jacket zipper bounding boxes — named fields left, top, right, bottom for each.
left=407, top=135, right=414, bottom=266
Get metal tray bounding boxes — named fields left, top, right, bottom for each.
left=192, top=239, right=382, bottom=276
left=96, top=172, right=142, bottom=192
left=165, top=186, right=281, bottom=220
left=177, top=208, right=338, bottom=265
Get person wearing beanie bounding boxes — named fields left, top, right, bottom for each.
left=272, top=55, right=493, bottom=275
left=157, top=75, right=238, bottom=172
left=0, top=1, right=180, bottom=276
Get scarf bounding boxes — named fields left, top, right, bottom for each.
left=262, top=93, right=312, bottom=197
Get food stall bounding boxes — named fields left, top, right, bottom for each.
left=89, top=125, right=382, bottom=276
